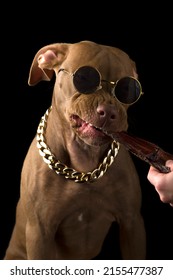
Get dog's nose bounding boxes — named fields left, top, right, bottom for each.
left=97, top=104, right=116, bottom=120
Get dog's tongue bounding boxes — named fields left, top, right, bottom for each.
left=80, top=121, right=106, bottom=137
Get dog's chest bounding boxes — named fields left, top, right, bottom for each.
left=56, top=188, right=116, bottom=238
left=55, top=197, right=116, bottom=257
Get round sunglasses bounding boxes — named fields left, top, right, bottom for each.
left=58, top=66, right=143, bottom=105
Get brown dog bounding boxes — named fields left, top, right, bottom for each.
left=4, top=40, right=146, bottom=260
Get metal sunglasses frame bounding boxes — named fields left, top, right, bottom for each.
left=58, top=66, right=144, bottom=105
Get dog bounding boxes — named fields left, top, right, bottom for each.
left=4, top=40, right=146, bottom=260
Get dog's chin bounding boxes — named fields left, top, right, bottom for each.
left=70, top=115, right=112, bottom=146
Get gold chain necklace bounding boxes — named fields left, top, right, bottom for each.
left=36, top=107, right=120, bottom=183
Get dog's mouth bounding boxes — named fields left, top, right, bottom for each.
left=70, top=114, right=110, bottom=139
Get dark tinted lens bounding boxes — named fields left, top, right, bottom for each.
left=73, top=66, right=100, bottom=93
left=114, top=77, right=141, bottom=104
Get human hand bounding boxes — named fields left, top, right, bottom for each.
left=147, top=160, right=173, bottom=207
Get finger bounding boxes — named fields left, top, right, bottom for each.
left=147, top=166, right=163, bottom=186
left=165, top=160, right=173, bottom=169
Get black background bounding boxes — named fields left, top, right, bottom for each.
left=1, top=4, right=173, bottom=260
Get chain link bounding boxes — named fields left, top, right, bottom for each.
left=36, top=107, right=120, bottom=183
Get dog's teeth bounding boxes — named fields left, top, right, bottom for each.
left=87, top=123, right=103, bottom=131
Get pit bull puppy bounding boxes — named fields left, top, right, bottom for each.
left=4, top=40, right=146, bottom=260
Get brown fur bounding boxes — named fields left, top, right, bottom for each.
left=4, top=41, right=146, bottom=260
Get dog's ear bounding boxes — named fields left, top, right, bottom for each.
left=131, top=59, right=138, bottom=79
left=28, top=43, right=69, bottom=86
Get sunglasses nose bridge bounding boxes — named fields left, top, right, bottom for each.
left=96, top=84, right=103, bottom=92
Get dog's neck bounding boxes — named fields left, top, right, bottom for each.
left=65, top=136, right=111, bottom=171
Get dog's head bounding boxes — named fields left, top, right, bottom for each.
left=28, top=40, right=142, bottom=147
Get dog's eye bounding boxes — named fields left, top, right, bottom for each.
left=73, top=66, right=101, bottom=94
left=112, top=77, right=143, bottom=105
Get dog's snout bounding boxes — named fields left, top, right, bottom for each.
left=97, top=104, right=116, bottom=120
